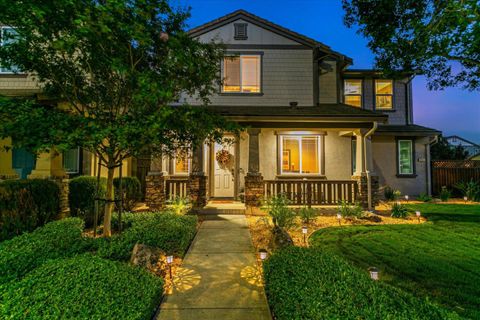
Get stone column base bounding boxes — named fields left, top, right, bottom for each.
left=145, top=173, right=166, bottom=210
left=245, top=174, right=264, bottom=207
left=352, top=175, right=379, bottom=209
left=189, top=174, right=207, bottom=209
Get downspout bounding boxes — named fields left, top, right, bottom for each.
left=364, top=122, right=378, bottom=210
left=426, top=135, right=439, bottom=195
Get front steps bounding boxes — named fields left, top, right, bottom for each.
left=195, top=201, right=246, bottom=215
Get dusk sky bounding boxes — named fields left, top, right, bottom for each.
left=176, top=0, right=480, bottom=142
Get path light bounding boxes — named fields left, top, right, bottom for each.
left=464, top=196, right=468, bottom=203
left=166, top=255, right=174, bottom=280
left=302, top=226, right=308, bottom=244
left=259, top=249, right=268, bottom=261
left=416, top=211, right=421, bottom=223
left=368, top=267, right=379, bottom=280
left=405, top=195, right=409, bottom=202
left=336, top=213, right=342, bottom=225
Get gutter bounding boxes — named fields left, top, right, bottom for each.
left=364, top=122, right=378, bottom=210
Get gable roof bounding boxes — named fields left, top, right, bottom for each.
left=188, top=10, right=352, bottom=64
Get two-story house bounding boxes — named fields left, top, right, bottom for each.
left=0, top=10, right=440, bottom=210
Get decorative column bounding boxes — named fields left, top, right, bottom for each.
left=245, top=128, right=264, bottom=207
left=189, top=143, right=207, bottom=210
left=145, top=153, right=168, bottom=210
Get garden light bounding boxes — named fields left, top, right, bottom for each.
left=166, top=255, right=174, bottom=280
left=464, top=196, right=468, bottom=203
left=302, top=226, right=308, bottom=244
left=416, top=211, right=421, bottom=223
left=166, top=255, right=173, bottom=264
left=336, top=213, right=342, bottom=225
left=368, top=267, right=379, bottom=280
left=259, top=249, right=268, bottom=261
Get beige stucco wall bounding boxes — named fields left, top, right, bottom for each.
left=324, top=133, right=353, bottom=180
left=372, top=135, right=429, bottom=196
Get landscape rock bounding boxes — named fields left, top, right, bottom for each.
left=271, top=226, right=294, bottom=249
left=130, top=243, right=165, bottom=275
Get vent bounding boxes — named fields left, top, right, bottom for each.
left=234, top=23, right=248, bottom=40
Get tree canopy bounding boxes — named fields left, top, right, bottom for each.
left=0, top=0, right=236, bottom=236
left=343, top=0, right=480, bottom=90
left=430, top=136, right=469, bottom=160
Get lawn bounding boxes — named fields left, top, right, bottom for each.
left=309, top=203, right=480, bottom=319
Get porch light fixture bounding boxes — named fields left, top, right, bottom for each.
left=416, top=211, right=421, bottom=223
left=368, top=267, right=379, bottom=280
left=302, top=226, right=308, bottom=244
left=166, top=255, right=174, bottom=280
left=336, top=213, right=342, bottom=225
left=259, top=249, right=268, bottom=261
left=464, top=196, right=468, bottom=203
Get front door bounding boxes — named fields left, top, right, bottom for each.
left=213, top=141, right=235, bottom=198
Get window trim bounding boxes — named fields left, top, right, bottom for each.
left=396, top=138, right=416, bottom=178
left=63, top=147, right=81, bottom=175
left=374, top=79, right=394, bottom=110
left=220, top=52, right=263, bottom=95
left=343, top=79, right=363, bottom=108
left=278, top=135, right=323, bottom=176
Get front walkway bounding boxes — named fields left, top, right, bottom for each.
left=157, top=215, right=271, bottom=320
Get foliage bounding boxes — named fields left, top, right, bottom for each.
left=417, top=192, right=433, bottom=202
left=390, top=202, right=410, bottom=219
left=455, top=180, right=480, bottom=202
left=263, top=246, right=457, bottom=320
left=338, top=200, right=365, bottom=219
left=263, top=194, right=296, bottom=230
left=343, top=0, right=480, bottom=91
left=98, top=212, right=197, bottom=261
left=113, top=176, right=142, bottom=211
left=1, top=254, right=163, bottom=320
left=310, top=203, right=480, bottom=318
left=68, top=176, right=107, bottom=227
left=430, top=136, right=469, bottom=160
left=167, top=196, right=191, bottom=215
left=383, top=186, right=401, bottom=202
left=0, top=218, right=86, bottom=284
left=0, top=0, right=238, bottom=236
left=0, top=179, right=60, bottom=241
left=440, top=186, right=451, bottom=202
left=297, top=206, right=318, bottom=224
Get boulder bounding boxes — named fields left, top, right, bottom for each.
left=270, top=226, right=294, bottom=249
left=130, top=243, right=165, bottom=274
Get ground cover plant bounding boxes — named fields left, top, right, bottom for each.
left=263, top=246, right=457, bottom=320
left=309, top=203, right=480, bottom=319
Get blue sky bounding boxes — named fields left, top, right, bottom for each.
left=175, top=0, right=480, bottom=142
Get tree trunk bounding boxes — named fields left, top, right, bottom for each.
left=103, top=163, right=115, bottom=237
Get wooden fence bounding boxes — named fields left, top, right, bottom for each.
left=264, top=179, right=358, bottom=205
left=165, top=177, right=189, bottom=201
left=431, top=160, right=480, bottom=194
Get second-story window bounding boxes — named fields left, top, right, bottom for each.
left=375, top=79, right=393, bottom=109
left=222, top=55, right=261, bottom=93
left=0, top=26, right=20, bottom=73
left=344, top=79, right=362, bottom=108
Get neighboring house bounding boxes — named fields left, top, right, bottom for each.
left=0, top=10, right=440, bottom=208
left=444, top=135, right=480, bottom=159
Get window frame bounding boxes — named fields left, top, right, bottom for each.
left=396, top=138, right=416, bottom=177
left=343, top=79, right=363, bottom=108
left=0, top=26, right=22, bottom=74
left=374, top=79, right=394, bottom=110
left=173, top=151, right=191, bottom=176
left=63, top=147, right=81, bottom=175
left=220, top=52, right=263, bottom=95
left=278, top=135, right=323, bottom=176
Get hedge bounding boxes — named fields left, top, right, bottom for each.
left=0, top=179, right=60, bottom=241
left=98, top=212, right=197, bottom=261
left=69, top=176, right=106, bottom=227
left=263, top=247, right=458, bottom=320
left=0, top=218, right=87, bottom=284
left=1, top=254, right=163, bottom=320
left=113, top=176, right=142, bottom=211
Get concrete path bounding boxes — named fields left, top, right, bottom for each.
left=157, top=215, right=271, bottom=320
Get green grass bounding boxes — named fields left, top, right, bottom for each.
left=310, top=203, right=480, bottom=319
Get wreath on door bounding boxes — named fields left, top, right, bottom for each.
left=216, top=149, right=233, bottom=169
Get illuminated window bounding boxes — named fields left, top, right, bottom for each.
left=280, top=136, right=321, bottom=174
left=222, top=55, right=261, bottom=93
left=397, top=140, right=414, bottom=175
left=344, top=79, right=362, bottom=107
left=375, top=79, right=393, bottom=109
left=174, top=151, right=190, bottom=175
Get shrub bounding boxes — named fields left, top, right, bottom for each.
left=0, top=179, right=60, bottom=241
left=338, top=200, right=365, bottom=219
left=113, top=176, right=142, bottom=211
left=167, top=196, right=191, bottom=215
left=263, top=247, right=458, bottom=320
left=263, top=194, right=296, bottom=230
left=1, top=254, right=163, bottom=320
left=98, top=212, right=197, bottom=261
left=455, top=180, right=480, bottom=202
left=69, top=176, right=106, bottom=227
left=0, top=218, right=86, bottom=284
left=417, top=192, right=432, bottom=202
left=390, top=202, right=410, bottom=218
left=298, top=206, right=318, bottom=224
left=384, top=186, right=401, bottom=201
left=440, top=186, right=451, bottom=202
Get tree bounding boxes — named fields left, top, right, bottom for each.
left=430, top=136, right=468, bottom=160
left=0, top=0, right=236, bottom=236
left=343, top=0, right=480, bottom=90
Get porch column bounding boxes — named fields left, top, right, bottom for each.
left=189, top=143, right=207, bottom=209
left=245, top=128, right=264, bottom=207
left=145, top=153, right=168, bottom=210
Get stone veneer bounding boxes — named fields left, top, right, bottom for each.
left=145, top=173, right=166, bottom=210
left=244, top=174, right=264, bottom=207
left=189, top=174, right=207, bottom=209
left=351, top=175, right=380, bottom=209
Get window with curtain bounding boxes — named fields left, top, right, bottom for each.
left=398, top=140, right=414, bottom=175
left=375, top=79, right=393, bottom=109
left=280, top=136, right=321, bottom=174
left=344, top=79, right=363, bottom=107
left=63, top=148, right=80, bottom=174
left=222, top=55, right=261, bottom=93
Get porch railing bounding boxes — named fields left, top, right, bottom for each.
left=264, top=179, right=358, bottom=205
left=165, top=177, right=189, bottom=201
